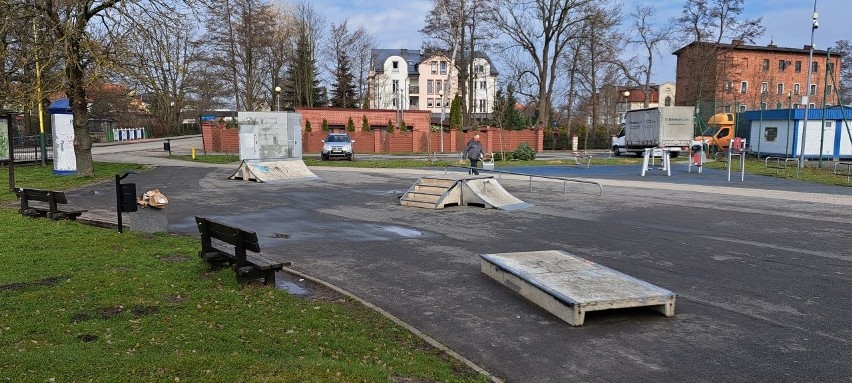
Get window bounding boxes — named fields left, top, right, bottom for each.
left=478, top=99, right=486, bottom=113
left=761, top=82, right=768, bottom=94
left=760, top=102, right=767, bottom=110
left=724, top=81, right=733, bottom=93
left=436, top=98, right=442, bottom=108
left=427, top=80, right=434, bottom=95
left=827, top=62, right=835, bottom=73
left=436, top=80, right=442, bottom=94
left=427, top=98, right=434, bottom=108
left=793, top=103, right=799, bottom=109
left=440, top=61, right=447, bottom=75
left=826, top=121, right=833, bottom=128
left=777, top=83, right=784, bottom=95
left=392, top=80, right=399, bottom=93
left=723, top=105, right=731, bottom=112
left=812, top=62, right=819, bottom=72
left=793, top=83, right=800, bottom=95
left=809, top=103, right=815, bottom=109
left=775, top=102, right=782, bottom=109
left=810, top=84, right=817, bottom=95
left=740, top=81, right=748, bottom=94
left=764, top=127, right=778, bottom=142
left=779, top=60, right=787, bottom=71
left=479, top=81, right=486, bottom=90
left=795, top=61, right=802, bottom=72
left=431, top=62, right=437, bottom=74
left=739, top=105, right=746, bottom=112
left=392, top=98, right=397, bottom=107
left=392, top=61, right=399, bottom=71
left=665, top=96, right=672, bottom=106
left=827, top=85, right=834, bottom=95
left=762, top=59, right=769, bottom=71
left=475, top=64, right=484, bottom=74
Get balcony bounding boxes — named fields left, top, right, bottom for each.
left=409, top=86, right=420, bottom=94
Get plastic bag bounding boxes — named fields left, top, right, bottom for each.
left=138, top=189, right=169, bottom=209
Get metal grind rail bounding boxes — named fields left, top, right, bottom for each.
left=443, top=165, right=603, bottom=196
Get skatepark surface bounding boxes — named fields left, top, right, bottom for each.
left=69, top=138, right=851, bottom=382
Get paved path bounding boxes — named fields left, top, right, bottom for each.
left=72, top=142, right=851, bottom=382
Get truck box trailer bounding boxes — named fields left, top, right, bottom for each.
left=613, top=106, right=695, bottom=157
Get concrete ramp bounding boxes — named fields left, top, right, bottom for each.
left=229, top=159, right=319, bottom=184
left=481, top=250, right=676, bottom=326
left=461, top=178, right=532, bottom=211
left=400, top=176, right=531, bottom=211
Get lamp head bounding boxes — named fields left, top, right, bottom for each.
left=622, top=90, right=630, bottom=98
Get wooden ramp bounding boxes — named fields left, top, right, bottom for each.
left=229, top=159, right=319, bottom=184
left=480, top=250, right=676, bottom=326
left=400, top=175, right=532, bottom=211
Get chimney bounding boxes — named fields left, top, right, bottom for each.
left=804, top=45, right=811, bottom=50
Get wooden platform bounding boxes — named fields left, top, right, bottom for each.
left=480, top=250, right=676, bottom=326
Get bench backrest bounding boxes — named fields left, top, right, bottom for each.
left=195, top=216, right=260, bottom=266
left=20, top=188, right=68, bottom=204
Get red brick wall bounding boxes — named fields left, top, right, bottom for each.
left=202, top=111, right=543, bottom=155
left=201, top=122, right=240, bottom=153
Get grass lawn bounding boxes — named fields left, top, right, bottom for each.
left=0, top=164, right=486, bottom=382
left=0, top=162, right=147, bottom=204
left=703, top=158, right=852, bottom=187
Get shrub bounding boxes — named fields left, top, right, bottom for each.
left=399, top=119, right=408, bottom=133
left=305, top=120, right=312, bottom=132
left=321, top=118, right=329, bottom=132
left=513, top=142, right=536, bottom=160
left=361, top=115, right=370, bottom=132
left=346, top=117, right=356, bottom=132
left=386, top=119, right=395, bottom=133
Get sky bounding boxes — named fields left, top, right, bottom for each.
left=307, top=0, right=848, bottom=85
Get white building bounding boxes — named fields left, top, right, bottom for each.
left=369, top=49, right=498, bottom=120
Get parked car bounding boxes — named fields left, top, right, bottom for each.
left=321, top=133, right=354, bottom=161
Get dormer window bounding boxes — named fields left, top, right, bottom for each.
left=392, top=61, right=399, bottom=69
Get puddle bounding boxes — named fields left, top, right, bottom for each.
left=275, top=272, right=310, bottom=296
left=276, top=281, right=309, bottom=295
left=382, top=226, right=423, bottom=237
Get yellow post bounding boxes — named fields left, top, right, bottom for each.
left=192, top=147, right=196, bottom=160
left=34, top=20, right=47, bottom=164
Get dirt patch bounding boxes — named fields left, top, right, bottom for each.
left=165, top=295, right=186, bottom=303
left=99, top=307, right=124, bottom=319
left=131, top=306, right=159, bottom=316
left=77, top=334, right=98, bottom=343
left=71, top=313, right=92, bottom=323
left=0, top=276, right=65, bottom=291
left=269, top=233, right=291, bottom=239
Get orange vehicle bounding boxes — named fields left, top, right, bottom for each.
left=695, top=113, right=736, bottom=151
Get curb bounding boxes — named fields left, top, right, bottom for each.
left=281, top=266, right=505, bottom=383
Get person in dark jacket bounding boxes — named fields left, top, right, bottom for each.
left=464, top=134, right=484, bottom=175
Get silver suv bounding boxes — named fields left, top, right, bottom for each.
left=321, top=133, right=354, bottom=161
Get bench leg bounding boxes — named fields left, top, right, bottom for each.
left=263, top=270, right=276, bottom=285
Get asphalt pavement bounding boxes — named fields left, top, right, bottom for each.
left=68, top=140, right=852, bottom=382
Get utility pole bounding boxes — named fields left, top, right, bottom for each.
left=798, top=0, right=818, bottom=169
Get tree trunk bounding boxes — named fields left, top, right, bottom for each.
left=67, top=49, right=93, bottom=177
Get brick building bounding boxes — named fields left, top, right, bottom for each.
left=674, top=40, right=841, bottom=115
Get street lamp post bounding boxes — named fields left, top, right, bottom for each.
left=799, top=0, right=818, bottom=169
left=622, top=90, right=631, bottom=113
left=786, top=91, right=792, bottom=157
left=758, top=91, right=766, bottom=157
left=274, top=86, right=281, bottom=111
left=439, top=89, right=445, bottom=153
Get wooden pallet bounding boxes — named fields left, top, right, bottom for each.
left=480, top=250, right=676, bottom=326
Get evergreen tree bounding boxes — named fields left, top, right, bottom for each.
left=322, top=118, right=329, bottom=132
left=492, top=84, right=527, bottom=131
left=305, top=120, right=312, bottom=132
left=346, top=117, right=356, bottom=132
left=387, top=119, right=395, bottom=133
left=284, top=29, right=326, bottom=107
left=399, top=119, right=408, bottom=133
left=450, top=95, right=463, bottom=131
left=330, top=53, right=357, bottom=108
left=361, top=115, right=370, bottom=132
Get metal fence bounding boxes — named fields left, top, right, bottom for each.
left=10, top=134, right=53, bottom=163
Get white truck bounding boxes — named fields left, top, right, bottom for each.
left=612, top=106, right=695, bottom=157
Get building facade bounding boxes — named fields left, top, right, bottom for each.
left=674, top=40, right=842, bottom=114
left=369, top=49, right=498, bottom=120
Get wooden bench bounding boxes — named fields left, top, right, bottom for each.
left=195, top=216, right=289, bottom=285
left=17, top=188, right=87, bottom=220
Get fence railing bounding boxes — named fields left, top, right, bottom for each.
left=444, top=164, right=603, bottom=196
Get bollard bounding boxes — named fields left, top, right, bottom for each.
left=192, top=147, right=196, bottom=160
left=164, top=139, right=171, bottom=156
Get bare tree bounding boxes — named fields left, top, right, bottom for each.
left=835, top=40, right=852, bottom=104
left=620, top=5, right=673, bottom=108
left=325, top=20, right=366, bottom=108
left=488, top=0, right=594, bottom=130
left=283, top=1, right=325, bottom=108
